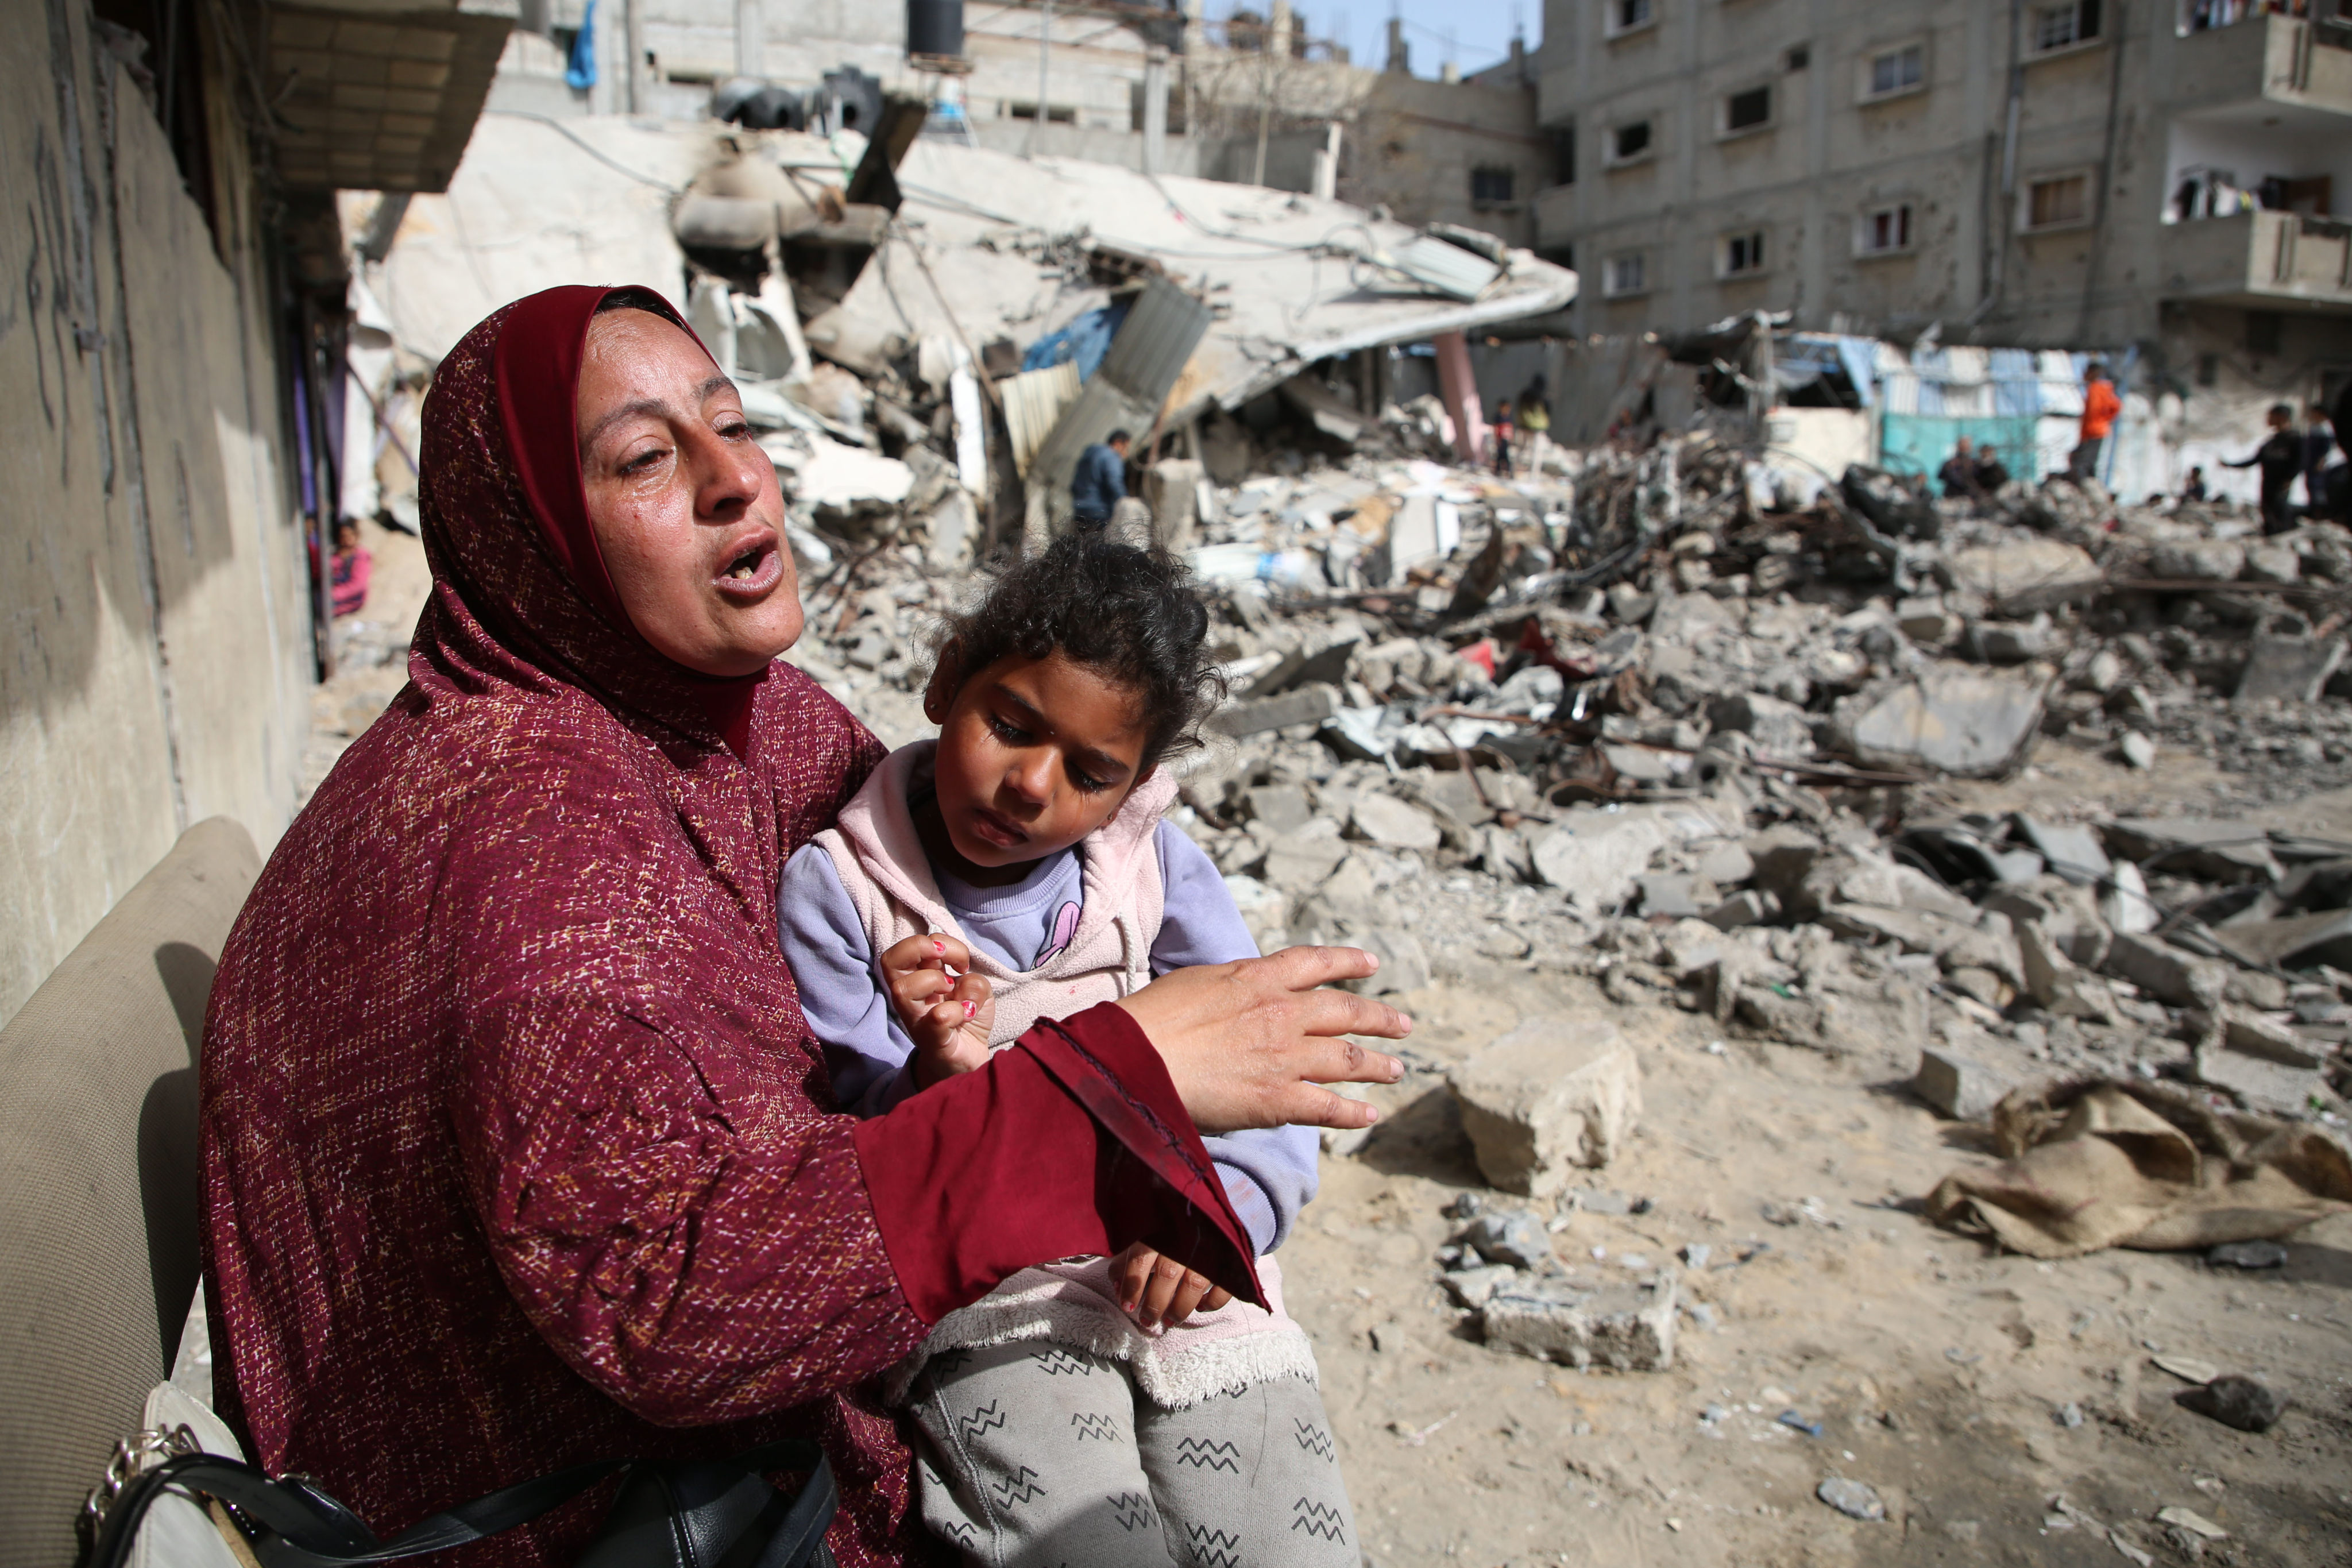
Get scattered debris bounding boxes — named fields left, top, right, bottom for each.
left=1815, top=1477, right=1886, bottom=1521
left=2180, top=1373, right=2289, bottom=1434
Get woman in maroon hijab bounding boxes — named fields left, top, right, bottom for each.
left=198, top=287, right=1405, bottom=1566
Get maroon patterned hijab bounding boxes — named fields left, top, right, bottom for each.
left=418, top=285, right=764, bottom=751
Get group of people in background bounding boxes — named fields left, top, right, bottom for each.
left=1940, top=364, right=2345, bottom=535
left=2224, top=402, right=2341, bottom=534
left=1937, top=435, right=2013, bottom=501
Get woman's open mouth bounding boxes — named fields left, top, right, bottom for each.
left=714, top=535, right=783, bottom=597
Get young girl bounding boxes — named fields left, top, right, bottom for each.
left=779, top=536, right=1358, bottom=1567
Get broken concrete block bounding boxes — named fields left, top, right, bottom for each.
left=1242, top=783, right=1315, bottom=835
left=2150, top=538, right=2246, bottom=582
left=1912, top=1044, right=2017, bottom=1121
left=1704, top=890, right=1779, bottom=929
left=1348, top=793, right=1442, bottom=851
left=1744, top=825, right=1826, bottom=901
left=1897, top=597, right=1962, bottom=646
left=1835, top=665, right=2047, bottom=779
left=1246, top=635, right=1362, bottom=698
left=1259, top=835, right=1349, bottom=893
left=1636, top=874, right=1716, bottom=920
left=1817, top=903, right=1955, bottom=955
left=1442, top=1264, right=1520, bottom=1309
left=2102, top=931, right=2227, bottom=1011
left=1531, top=810, right=1672, bottom=913
left=2104, top=820, right=2281, bottom=885
left=2118, top=730, right=2157, bottom=769
left=1708, top=691, right=1816, bottom=759
left=2240, top=542, right=2300, bottom=584
left=1207, top=682, right=1340, bottom=737
left=1462, top=1207, right=1553, bottom=1269
left=2012, top=817, right=2111, bottom=887
left=2016, top=921, right=2118, bottom=1020
left=1480, top=1272, right=1678, bottom=1371
left=1694, top=841, right=1755, bottom=887
left=1942, top=538, right=2103, bottom=613
left=1449, top=1019, right=1641, bottom=1196
left=1969, top=620, right=2053, bottom=664
left=1340, top=928, right=1431, bottom=996
left=2193, top=1040, right=2324, bottom=1115
left=2237, top=627, right=2346, bottom=704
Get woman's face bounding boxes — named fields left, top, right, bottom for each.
left=576, top=308, right=802, bottom=677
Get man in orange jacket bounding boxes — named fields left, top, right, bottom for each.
left=2067, top=363, right=2121, bottom=482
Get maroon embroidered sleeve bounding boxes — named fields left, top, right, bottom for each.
left=851, top=1002, right=1264, bottom=1325
left=454, top=995, right=928, bottom=1426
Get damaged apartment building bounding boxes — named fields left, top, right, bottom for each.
left=1531, top=0, right=2352, bottom=446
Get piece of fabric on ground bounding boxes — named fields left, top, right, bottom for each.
left=1924, top=1078, right=2352, bottom=1259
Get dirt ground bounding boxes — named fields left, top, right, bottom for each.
left=308, top=549, right=2352, bottom=1567
left=1290, top=965, right=2352, bottom=1567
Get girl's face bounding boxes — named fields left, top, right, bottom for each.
left=922, top=647, right=1151, bottom=875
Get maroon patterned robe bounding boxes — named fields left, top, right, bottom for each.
left=198, top=288, right=1254, bottom=1566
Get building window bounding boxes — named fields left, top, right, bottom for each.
left=1470, top=165, right=1516, bottom=206
left=1722, top=85, right=1773, bottom=134
left=1610, top=119, right=1654, bottom=164
left=1857, top=203, right=1914, bottom=254
left=1785, top=44, right=1811, bottom=71
left=1606, top=0, right=1655, bottom=38
left=1865, top=43, right=1925, bottom=99
left=1604, top=252, right=1648, bottom=296
left=1550, top=126, right=1577, bottom=185
left=2030, top=0, right=2102, bottom=53
left=1720, top=231, right=1767, bottom=276
left=2023, top=171, right=2091, bottom=230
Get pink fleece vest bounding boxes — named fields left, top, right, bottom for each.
left=810, top=740, right=1172, bottom=1046
left=816, top=741, right=1319, bottom=1409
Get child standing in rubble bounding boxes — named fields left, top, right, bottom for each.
left=778, top=534, right=1358, bottom=1567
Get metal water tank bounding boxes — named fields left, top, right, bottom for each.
left=906, top=0, right=964, bottom=61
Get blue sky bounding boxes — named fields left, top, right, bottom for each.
left=1224, top=1, right=1535, bottom=78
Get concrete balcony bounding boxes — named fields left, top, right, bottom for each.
left=2176, top=11, right=2352, bottom=119
left=2160, top=208, right=2352, bottom=311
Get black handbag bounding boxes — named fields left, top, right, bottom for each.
left=86, top=1438, right=837, bottom=1568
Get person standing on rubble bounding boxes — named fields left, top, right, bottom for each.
left=2305, top=402, right=2341, bottom=521
left=198, top=286, right=1408, bottom=1567
left=1975, top=442, right=2011, bottom=494
left=1515, top=373, right=1551, bottom=470
left=1491, top=399, right=1516, bottom=477
left=1937, top=435, right=1980, bottom=499
left=2224, top=403, right=2306, bottom=534
left=2068, top=363, right=2121, bottom=482
left=1071, top=428, right=1131, bottom=530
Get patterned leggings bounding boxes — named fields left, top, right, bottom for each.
left=906, top=1341, right=1360, bottom=1567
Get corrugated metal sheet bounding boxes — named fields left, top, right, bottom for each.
left=1001, top=361, right=1081, bottom=476
left=1025, top=277, right=1215, bottom=525
left=1096, top=277, right=1213, bottom=404
left=1374, top=234, right=1504, bottom=302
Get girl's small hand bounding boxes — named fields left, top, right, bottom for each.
left=1110, top=1241, right=1232, bottom=1331
left=879, top=934, right=995, bottom=1086
left=910, top=970, right=994, bottom=1087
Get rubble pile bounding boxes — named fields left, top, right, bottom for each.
left=782, top=422, right=2352, bottom=1158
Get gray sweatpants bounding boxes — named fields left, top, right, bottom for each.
left=906, top=1341, right=1359, bottom=1567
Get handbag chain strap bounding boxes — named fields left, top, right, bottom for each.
left=81, top=1424, right=206, bottom=1551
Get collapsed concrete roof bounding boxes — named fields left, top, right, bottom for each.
left=838, top=141, right=1579, bottom=429
left=267, top=0, right=514, bottom=192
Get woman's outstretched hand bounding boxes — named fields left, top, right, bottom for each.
left=1114, top=945, right=1410, bottom=1136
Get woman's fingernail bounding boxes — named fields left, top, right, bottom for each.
left=964, top=999, right=978, bottom=1019
left=932, top=939, right=944, bottom=955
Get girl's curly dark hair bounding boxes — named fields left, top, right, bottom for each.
left=936, top=533, right=1226, bottom=770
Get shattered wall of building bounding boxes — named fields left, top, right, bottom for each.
left=1534, top=0, right=2352, bottom=408
left=1, top=0, right=314, bottom=1025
